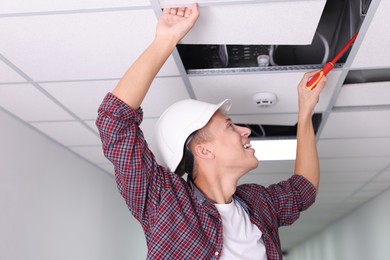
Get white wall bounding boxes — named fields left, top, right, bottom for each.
left=288, top=187, right=390, bottom=260
left=0, top=108, right=147, bottom=260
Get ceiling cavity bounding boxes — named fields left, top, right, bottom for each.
left=344, top=68, right=390, bottom=84
left=177, top=0, right=372, bottom=74
left=237, top=114, right=322, bottom=140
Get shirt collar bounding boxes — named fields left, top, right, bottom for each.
left=187, top=178, right=207, bottom=204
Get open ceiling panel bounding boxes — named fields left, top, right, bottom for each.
left=172, top=0, right=327, bottom=45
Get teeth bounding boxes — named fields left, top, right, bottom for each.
left=244, top=143, right=252, bottom=149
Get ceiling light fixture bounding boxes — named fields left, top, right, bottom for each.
left=251, top=139, right=297, bottom=161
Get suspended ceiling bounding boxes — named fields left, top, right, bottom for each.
left=1, top=0, right=390, bottom=252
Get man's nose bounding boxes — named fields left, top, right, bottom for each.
left=236, top=125, right=251, bottom=137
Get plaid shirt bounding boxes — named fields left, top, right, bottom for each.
left=96, top=93, right=316, bottom=260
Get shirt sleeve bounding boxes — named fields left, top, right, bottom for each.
left=266, top=174, right=316, bottom=227
left=96, top=93, right=165, bottom=224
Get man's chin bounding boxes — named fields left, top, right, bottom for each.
left=245, top=159, right=259, bottom=173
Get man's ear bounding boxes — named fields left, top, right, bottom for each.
left=193, top=143, right=214, bottom=160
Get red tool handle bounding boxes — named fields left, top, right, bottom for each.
left=306, top=32, right=358, bottom=90
left=306, top=62, right=334, bottom=90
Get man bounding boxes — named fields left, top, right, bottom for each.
left=96, top=4, right=326, bottom=259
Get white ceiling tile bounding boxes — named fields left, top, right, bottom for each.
left=180, top=1, right=326, bottom=45
left=31, top=121, right=101, bottom=146
left=190, top=70, right=341, bottom=114
left=374, top=170, right=390, bottom=182
left=0, top=83, right=73, bottom=121
left=331, top=201, right=361, bottom=215
left=0, top=59, right=26, bottom=82
left=0, top=10, right=179, bottom=81
left=70, top=146, right=110, bottom=164
left=320, top=110, right=390, bottom=139
left=320, top=171, right=378, bottom=184
left=41, top=80, right=117, bottom=120
left=318, top=138, right=390, bottom=158
left=2, top=0, right=151, bottom=14
left=140, top=118, right=158, bottom=145
left=249, top=160, right=295, bottom=175
left=283, top=214, right=328, bottom=227
left=297, top=203, right=341, bottom=220
left=335, top=82, right=390, bottom=107
left=142, top=77, right=191, bottom=117
left=239, top=172, right=292, bottom=186
left=280, top=223, right=326, bottom=250
left=350, top=190, right=380, bottom=202
left=320, top=158, right=389, bottom=172
left=351, top=0, right=390, bottom=69
left=41, top=77, right=188, bottom=120
left=230, top=114, right=298, bottom=126
left=361, top=181, right=390, bottom=193
left=97, top=164, right=115, bottom=176
left=319, top=182, right=363, bottom=192
left=84, top=120, right=99, bottom=134
left=315, top=190, right=355, bottom=204
left=159, top=57, right=184, bottom=77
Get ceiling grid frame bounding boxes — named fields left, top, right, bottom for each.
left=0, top=54, right=102, bottom=149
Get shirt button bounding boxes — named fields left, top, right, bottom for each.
left=215, top=251, right=219, bottom=256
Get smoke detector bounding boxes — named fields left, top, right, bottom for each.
left=253, top=92, right=277, bottom=107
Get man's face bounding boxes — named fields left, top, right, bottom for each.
left=206, top=111, right=259, bottom=176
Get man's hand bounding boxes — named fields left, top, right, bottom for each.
left=297, top=70, right=327, bottom=119
left=156, top=4, right=200, bottom=44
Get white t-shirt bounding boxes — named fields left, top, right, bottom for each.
left=215, top=199, right=267, bottom=260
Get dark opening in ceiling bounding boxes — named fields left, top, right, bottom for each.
left=177, top=0, right=371, bottom=72
left=237, top=113, right=322, bottom=139
left=344, top=68, right=390, bottom=84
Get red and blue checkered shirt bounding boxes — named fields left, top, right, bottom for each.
left=96, top=93, right=317, bottom=260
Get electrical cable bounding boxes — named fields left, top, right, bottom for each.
left=317, top=32, right=330, bottom=64
left=245, top=124, right=265, bottom=138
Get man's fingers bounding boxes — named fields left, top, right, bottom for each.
left=163, top=8, right=170, bottom=14
left=185, top=3, right=199, bottom=18
left=177, top=7, right=185, bottom=16
left=170, top=8, right=178, bottom=15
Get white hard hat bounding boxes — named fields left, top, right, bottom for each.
left=154, top=99, right=231, bottom=172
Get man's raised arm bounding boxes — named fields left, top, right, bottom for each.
left=112, top=4, right=199, bottom=109
left=294, top=71, right=327, bottom=191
